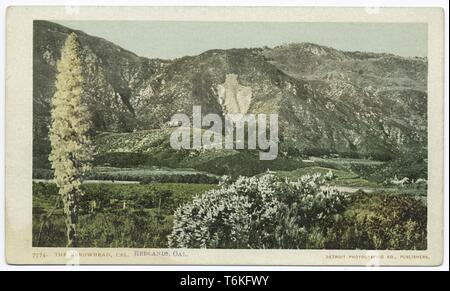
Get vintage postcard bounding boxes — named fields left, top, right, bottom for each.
left=5, top=6, right=444, bottom=265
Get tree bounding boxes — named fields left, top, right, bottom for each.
left=49, top=33, right=93, bottom=247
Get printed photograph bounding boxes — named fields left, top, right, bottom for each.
left=32, top=20, right=428, bottom=250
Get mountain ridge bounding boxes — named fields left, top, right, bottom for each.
left=33, top=20, right=427, bottom=161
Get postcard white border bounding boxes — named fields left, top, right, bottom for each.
left=3, top=5, right=446, bottom=267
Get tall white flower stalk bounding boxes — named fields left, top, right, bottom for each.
left=49, top=33, right=93, bottom=247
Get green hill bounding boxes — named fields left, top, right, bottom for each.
left=93, top=129, right=302, bottom=176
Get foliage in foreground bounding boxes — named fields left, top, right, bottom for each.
left=33, top=177, right=427, bottom=250
left=33, top=182, right=215, bottom=247
left=168, top=174, right=349, bottom=248
left=324, top=192, right=427, bottom=250
left=168, top=175, right=426, bottom=250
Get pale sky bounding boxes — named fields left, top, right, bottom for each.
left=55, top=21, right=427, bottom=59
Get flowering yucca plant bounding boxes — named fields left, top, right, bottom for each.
left=168, top=173, right=349, bottom=249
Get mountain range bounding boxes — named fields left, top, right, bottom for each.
left=33, top=20, right=427, bottom=161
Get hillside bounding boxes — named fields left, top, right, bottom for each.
left=92, top=129, right=302, bottom=176
left=33, top=21, right=427, bottom=161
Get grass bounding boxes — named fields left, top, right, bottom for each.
left=33, top=175, right=426, bottom=249
left=33, top=182, right=216, bottom=247
left=32, top=129, right=427, bottom=248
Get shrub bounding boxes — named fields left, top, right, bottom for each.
left=350, top=146, right=427, bottom=183
left=168, top=174, right=349, bottom=248
left=324, top=193, right=427, bottom=250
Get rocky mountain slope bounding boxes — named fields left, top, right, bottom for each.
left=33, top=21, right=427, bottom=160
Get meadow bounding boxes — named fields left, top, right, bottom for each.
left=33, top=168, right=427, bottom=249
left=33, top=182, right=216, bottom=247
left=32, top=130, right=427, bottom=249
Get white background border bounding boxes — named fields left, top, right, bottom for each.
left=0, top=0, right=448, bottom=271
